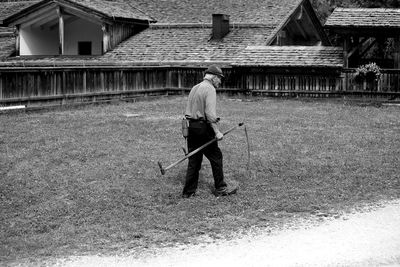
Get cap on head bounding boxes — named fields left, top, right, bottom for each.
left=205, top=65, right=224, bottom=78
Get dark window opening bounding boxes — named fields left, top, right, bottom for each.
left=78, top=42, right=92, bottom=55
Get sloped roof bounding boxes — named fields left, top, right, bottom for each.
left=1, top=0, right=303, bottom=25
left=129, top=0, right=303, bottom=25
left=102, top=26, right=275, bottom=65
left=0, top=25, right=275, bottom=66
left=0, top=0, right=340, bottom=68
left=0, top=1, right=39, bottom=32
left=325, top=8, right=400, bottom=28
left=0, top=1, right=39, bottom=22
left=63, top=0, right=155, bottom=22
left=1, top=0, right=155, bottom=26
left=1, top=36, right=343, bottom=68
left=2, top=0, right=306, bottom=25
left=232, top=46, right=343, bottom=68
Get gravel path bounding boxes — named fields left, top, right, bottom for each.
left=58, top=199, right=400, bottom=267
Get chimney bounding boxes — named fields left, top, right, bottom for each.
left=212, top=14, right=230, bottom=40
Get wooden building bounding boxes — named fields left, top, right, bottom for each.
left=1, top=0, right=154, bottom=56
left=325, top=8, right=400, bottom=69
left=325, top=8, right=400, bottom=93
left=0, top=0, right=345, bottom=106
left=2, top=0, right=397, bottom=106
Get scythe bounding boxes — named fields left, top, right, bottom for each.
left=158, top=122, right=246, bottom=175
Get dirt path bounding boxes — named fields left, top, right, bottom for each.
left=57, top=199, right=400, bottom=267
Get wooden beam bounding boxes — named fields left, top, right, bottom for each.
left=359, top=38, right=377, bottom=58
left=347, top=37, right=372, bottom=59
left=57, top=6, right=64, bottom=55
left=15, top=25, right=20, bottom=56
left=276, top=30, right=286, bottom=45
left=49, top=15, right=78, bottom=31
left=102, top=23, right=111, bottom=54
left=328, top=28, right=400, bottom=38
left=298, top=5, right=320, bottom=41
left=30, top=15, right=58, bottom=29
left=20, top=10, right=57, bottom=28
left=9, top=4, right=57, bottom=27
left=62, top=5, right=104, bottom=26
left=343, top=36, right=349, bottom=68
left=395, top=37, right=400, bottom=69
left=359, top=37, right=368, bottom=46
left=296, top=5, right=304, bottom=20
left=347, top=37, right=360, bottom=59
left=292, top=19, right=308, bottom=40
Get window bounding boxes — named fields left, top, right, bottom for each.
left=78, top=42, right=92, bottom=55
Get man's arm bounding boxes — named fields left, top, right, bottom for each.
left=205, top=87, right=223, bottom=140
left=210, top=123, right=223, bottom=140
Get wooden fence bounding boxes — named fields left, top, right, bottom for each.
left=237, top=68, right=400, bottom=97
left=237, top=70, right=342, bottom=97
left=0, top=67, right=172, bottom=106
left=0, top=66, right=399, bottom=107
left=341, top=68, right=400, bottom=96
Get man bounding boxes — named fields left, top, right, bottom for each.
left=182, top=65, right=237, bottom=198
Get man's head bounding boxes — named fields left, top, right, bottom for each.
left=205, top=65, right=224, bottom=78
left=204, top=65, right=224, bottom=88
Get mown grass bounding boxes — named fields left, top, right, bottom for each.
left=1, top=96, right=399, bottom=265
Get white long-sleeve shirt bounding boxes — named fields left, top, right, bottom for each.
left=185, top=79, right=219, bottom=123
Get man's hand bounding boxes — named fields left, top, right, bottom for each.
left=216, top=131, right=224, bottom=141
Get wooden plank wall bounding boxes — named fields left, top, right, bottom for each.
left=109, top=24, right=136, bottom=50
left=0, top=67, right=399, bottom=106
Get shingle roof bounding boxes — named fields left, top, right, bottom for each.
left=1, top=33, right=343, bottom=68
left=1, top=0, right=155, bottom=24
left=129, top=0, right=303, bottom=25
left=0, top=35, right=15, bottom=59
left=102, top=26, right=275, bottom=65
left=0, top=1, right=39, bottom=22
left=325, top=8, right=400, bottom=28
left=0, top=0, right=340, bottom=68
left=0, top=27, right=12, bottom=34
left=0, top=1, right=39, bottom=32
left=65, top=0, right=155, bottom=21
left=232, top=46, right=343, bottom=68
left=2, top=0, right=305, bottom=25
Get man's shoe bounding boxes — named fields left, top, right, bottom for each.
left=215, top=186, right=237, bottom=196
left=182, top=192, right=195, bottom=198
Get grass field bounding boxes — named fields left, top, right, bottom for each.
left=1, top=96, right=399, bottom=265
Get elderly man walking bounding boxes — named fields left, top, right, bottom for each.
left=182, top=65, right=237, bottom=198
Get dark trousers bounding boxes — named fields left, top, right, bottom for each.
left=183, top=121, right=227, bottom=195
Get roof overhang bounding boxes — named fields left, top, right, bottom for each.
left=2, top=0, right=154, bottom=27
left=325, top=26, right=400, bottom=38
left=232, top=45, right=343, bottom=69
left=324, top=8, right=400, bottom=38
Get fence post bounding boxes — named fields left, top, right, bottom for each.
left=100, top=72, right=105, bottom=91
left=0, top=73, right=2, bottom=100
left=83, top=71, right=87, bottom=93
left=395, top=37, right=400, bottom=92
left=336, top=76, right=341, bottom=91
